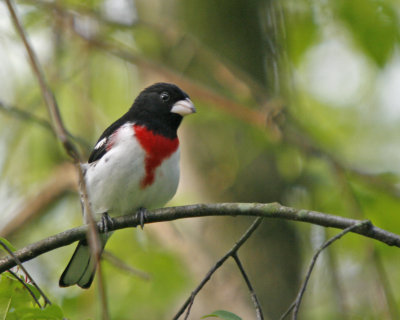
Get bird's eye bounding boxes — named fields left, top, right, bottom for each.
left=160, top=92, right=170, bottom=102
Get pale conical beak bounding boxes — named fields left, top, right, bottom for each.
left=171, top=98, right=196, bottom=116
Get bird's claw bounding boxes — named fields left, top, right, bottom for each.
left=136, top=207, right=148, bottom=230
left=100, top=212, right=114, bottom=235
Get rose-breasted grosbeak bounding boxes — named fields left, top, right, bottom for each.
left=59, top=83, right=196, bottom=288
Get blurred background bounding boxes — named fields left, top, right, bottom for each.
left=1, top=0, right=400, bottom=319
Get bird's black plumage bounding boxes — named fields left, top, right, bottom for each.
left=88, top=83, right=189, bottom=163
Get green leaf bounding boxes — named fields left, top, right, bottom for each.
left=284, top=0, right=319, bottom=64
left=0, top=237, right=16, bottom=252
left=0, top=275, right=63, bottom=319
left=14, top=305, right=63, bottom=320
left=202, top=310, right=242, bottom=320
left=336, top=0, right=398, bottom=66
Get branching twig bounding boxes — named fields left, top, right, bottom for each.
left=232, top=253, right=264, bottom=320
left=280, top=220, right=371, bottom=320
left=0, top=240, right=51, bottom=306
left=174, top=217, right=263, bottom=320
left=0, top=203, right=399, bottom=274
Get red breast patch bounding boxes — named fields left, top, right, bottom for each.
left=134, top=125, right=179, bottom=188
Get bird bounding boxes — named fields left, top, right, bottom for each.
left=59, top=82, right=196, bottom=288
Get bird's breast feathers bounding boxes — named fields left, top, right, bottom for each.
left=84, top=122, right=180, bottom=219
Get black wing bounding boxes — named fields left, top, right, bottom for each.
left=88, top=116, right=127, bottom=163
left=88, top=137, right=108, bottom=163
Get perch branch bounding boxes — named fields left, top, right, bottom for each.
left=1, top=203, right=400, bottom=274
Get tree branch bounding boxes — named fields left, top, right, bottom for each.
left=0, top=203, right=399, bottom=274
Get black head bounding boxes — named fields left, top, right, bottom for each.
left=127, top=82, right=196, bottom=138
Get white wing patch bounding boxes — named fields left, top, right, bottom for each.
left=94, top=137, right=107, bottom=150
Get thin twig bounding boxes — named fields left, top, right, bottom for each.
left=280, top=220, right=371, bottom=320
left=0, top=240, right=51, bottom=306
left=324, top=241, right=349, bottom=318
left=102, top=251, right=151, bottom=281
left=280, top=301, right=295, bottom=319
left=174, top=217, right=263, bottom=320
left=232, top=253, right=264, bottom=320
left=0, top=101, right=90, bottom=149
left=372, top=249, right=400, bottom=320
left=5, top=0, right=80, bottom=161
left=5, top=1, right=109, bottom=318
left=334, top=164, right=400, bottom=318
left=7, top=269, right=42, bottom=308
left=1, top=203, right=399, bottom=274
left=0, top=101, right=53, bottom=131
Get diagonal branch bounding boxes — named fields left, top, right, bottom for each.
left=5, top=1, right=108, bottom=318
left=232, top=253, right=264, bottom=320
left=0, top=203, right=399, bottom=274
left=175, top=217, right=263, bottom=320
left=280, top=220, right=371, bottom=320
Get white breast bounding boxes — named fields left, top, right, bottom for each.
left=83, top=122, right=180, bottom=221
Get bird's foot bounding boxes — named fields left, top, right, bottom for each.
left=136, top=207, right=148, bottom=230
left=99, top=212, right=114, bottom=235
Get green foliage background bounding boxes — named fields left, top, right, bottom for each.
left=1, top=0, right=400, bottom=319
